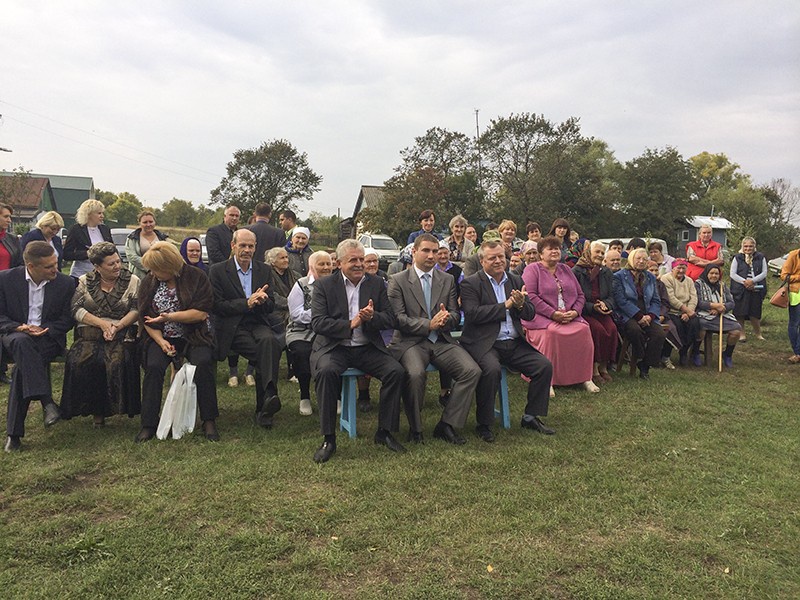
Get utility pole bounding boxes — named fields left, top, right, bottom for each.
left=474, top=109, right=482, bottom=191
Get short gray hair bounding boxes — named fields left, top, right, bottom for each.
left=336, top=239, right=364, bottom=260
left=265, top=246, right=287, bottom=265
left=449, top=214, right=468, bottom=230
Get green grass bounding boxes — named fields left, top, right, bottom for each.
left=1, top=301, right=798, bottom=599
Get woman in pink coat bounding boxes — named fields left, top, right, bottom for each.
left=521, top=236, right=599, bottom=394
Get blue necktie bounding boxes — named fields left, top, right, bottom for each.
left=422, top=273, right=437, bottom=342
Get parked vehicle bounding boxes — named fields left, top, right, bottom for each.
left=768, top=253, right=789, bottom=277
left=199, top=233, right=209, bottom=263
left=358, top=233, right=400, bottom=271
left=111, top=228, right=134, bottom=265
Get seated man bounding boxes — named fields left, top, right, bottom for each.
left=310, top=239, right=405, bottom=463
left=460, top=240, right=555, bottom=438
left=209, top=229, right=283, bottom=428
left=603, top=249, right=622, bottom=273
left=1, top=242, right=75, bottom=452
left=388, top=234, right=481, bottom=444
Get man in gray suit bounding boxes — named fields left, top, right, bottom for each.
left=388, top=234, right=480, bottom=444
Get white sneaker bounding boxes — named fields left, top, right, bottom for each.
left=582, top=380, right=600, bottom=393
left=549, top=386, right=556, bottom=398
left=337, top=400, right=342, bottom=415
left=228, top=376, right=239, bottom=388
left=661, top=358, right=676, bottom=370
left=245, top=374, right=256, bottom=386
left=289, top=376, right=299, bottom=383
left=299, top=398, right=312, bottom=416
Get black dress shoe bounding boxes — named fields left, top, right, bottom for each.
left=637, top=362, right=650, bottom=380
left=407, top=430, right=425, bottom=444
left=4, top=436, right=21, bottom=452
left=313, top=441, right=336, bottom=463
left=374, top=431, right=407, bottom=453
left=438, top=390, right=451, bottom=409
left=203, top=420, right=220, bottom=442
left=475, top=425, right=495, bottom=443
left=521, top=416, right=555, bottom=435
left=433, top=421, right=466, bottom=445
left=134, top=428, right=155, bottom=443
left=43, top=403, right=61, bottom=427
left=256, top=395, right=282, bottom=428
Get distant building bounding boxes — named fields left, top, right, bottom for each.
left=0, top=173, right=58, bottom=222
left=29, top=173, right=95, bottom=226
left=340, top=184, right=385, bottom=240
left=680, top=216, right=733, bottom=251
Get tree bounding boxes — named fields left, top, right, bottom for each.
left=106, top=194, right=143, bottom=227
left=210, top=139, right=322, bottom=220
left=689, top=151, right=750, bottom=203
left=0, top=165, right=31, bottom=204
left=398, top=127, right=476, bottom=177
left=158, top=198, right=198, bottom=227
left=616, top=147, right=696, bottom=241
left=95, top=189, right=118, bottom=207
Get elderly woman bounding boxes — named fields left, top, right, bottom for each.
left=515, top=241, right=539, bottom=275
left=265, top=246, right=298, bottom=324
left=612, top=247, right=666, bottom=379
left=60, top=242, right=141, bottom=425
left=780, top=248, right=800, bottom=363
left=497, top=219, right=524, bottom=253
left=546, top=218, right=572, bottom=262
left=729, top=237, right=767, bottom=341
left=21, top=211, right=64, bottom=270
left=136, top=241, right=218, bottom=442
left=285, top=227, right=312, bottom=277
left=364, top=248, right=388, bottom=282
left=125, top=210, right=169, bottom=280
left=522, top=236, right=599, bottom=393
left=407, top=209, right=440, bottom=245
left=660, top=259, right=702, bottom=366
left=435, top=241, right=464, bottom=294
left=179, top=236, right=207, bottom=273
left=695, top=264, right=741, bottom=368
left=572, top=241, right=618, bottom=382
left=286, top=250, right=333, bottom=415
left=64, top=199, right=113, bottom=278
left=444, top=214, right=474, bottom=265
left=647, top=260, right=682, bottom=369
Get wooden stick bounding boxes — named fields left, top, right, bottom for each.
left=718, top=280, right=724, bottom=372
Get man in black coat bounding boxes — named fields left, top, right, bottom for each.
left=459, top=240, right=554, bottom=439
left=247, top=203, right=287, bottom=263
left=205, top=204, right=240, bottom=265
left=0, top=242, right=75, bottom=451
left=310, top=239, right=406, bottom=463
left=209, top=229, right=284, bottom=427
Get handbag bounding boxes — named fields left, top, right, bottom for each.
left=156, top=364, right=197, bottom=440
left=769, top=277, right=790, bottom=308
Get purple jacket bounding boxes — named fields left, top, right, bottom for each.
left=521, top=262, right=586, bottom=330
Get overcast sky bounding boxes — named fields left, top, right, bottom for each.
left=1, top=1, right=798, bottom=219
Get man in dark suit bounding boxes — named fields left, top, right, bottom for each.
left=388, top=234, right=480, bottom=444
left=0, top=242, right=75, bottom=452
left=209, top=229, right=284, bottom=427
left=310, top=239, right=406, bottom=463
left=247, top=203, right=287, bottom=263
left=460, top=240, right=555, bottom=438
left=205, top=204, right=240, bottom=265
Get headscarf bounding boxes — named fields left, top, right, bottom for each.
left=179, top=237, right=207, bottom=272
left=575, top=239, right=595, bottom=269
left=698, top=263, right=722, bottom=293
left=566, top=237, right=589, bottom=266
left=740, top=236, right=756, bottom=266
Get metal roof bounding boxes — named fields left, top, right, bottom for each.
left=29, top=173, right=94, bottom=191
left=686, top=216, right=733, bottom=229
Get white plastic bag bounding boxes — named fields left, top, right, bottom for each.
left=156, top=364, right=197, bottom=440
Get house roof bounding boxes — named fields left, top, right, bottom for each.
left=0, top=176, right=54, bottom=210
left=29, top=173, right=94, bottom=191
left=687, top=216, right=733, bottom=230
left=353, top=185, right=385, bottom=219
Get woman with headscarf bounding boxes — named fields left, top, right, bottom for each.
left=21, top=211, right=65, bottom=270
left=286, top=226, right=312, bottom=278
left=546, top=218, right=572, bottom=262
left=729, top=236, right=767, bottom=341
left=572, top=241, right=618, bottom=383
left=660, top=258, right=702, bottom=366
left=522, top=236, right=599, bottom=394
left=612, top=247, right=666, bottom=379
left=286, top=250, right=334, bottom=416
left=514, top=241, right=539, bottom=276
left=565, top=237, right=589, bottom=268
left=695, top=264, right=741, bottom=368
left=179, top=236, right=208, bottom=273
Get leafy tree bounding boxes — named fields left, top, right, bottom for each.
left=0, top=165, right=31, bottom=204
left=690, top=151, right=750, bottom=202
left=210, top=139, right=322, bottom=220
left=95, top=189, right=118, bottom=207
left=616, top=147, right=696, bottom=241
left=106, top=194, right=143, bottom=227
left=306, top=211, right=340, bottom=237
left=398, top=127, right=476, bottom=177
left=157, top=198, right=198, bottom=227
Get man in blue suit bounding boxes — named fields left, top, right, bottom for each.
left=0, top=242, right=75, bottom=451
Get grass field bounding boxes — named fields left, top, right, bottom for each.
left=1, top=301, right=798, bottom=599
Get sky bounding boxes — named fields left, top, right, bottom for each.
left=1, top=1, right=798, bottom=220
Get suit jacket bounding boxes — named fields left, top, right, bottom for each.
left=205, top=222, right=235, bottom=265
left=387, top=267, right=459, bottom=360
left=310, top=272, right=395, bottom=359
left=459, top=270, right=534, bottom=360
left=209, top=259, right=281, bottom=360
left=20, top=228, right=64, bottom=270
left=0, top=267, right=76, bottom=351
left=247, top=220, right=286, bottom=263
left=62, top=223, right=113, bottom=262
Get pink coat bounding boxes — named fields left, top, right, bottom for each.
left=521, top=262, right=586, bottom=330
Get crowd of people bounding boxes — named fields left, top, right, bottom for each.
left=1, top=201, right=799, bottom=461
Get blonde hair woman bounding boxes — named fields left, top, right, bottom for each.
left=21, top=211, right=65, bottom=270
left=64, top=199, right=113, bottom=278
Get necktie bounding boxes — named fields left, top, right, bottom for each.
left=422, top=273, right=438, bottom=342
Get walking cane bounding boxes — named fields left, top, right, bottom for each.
left=718, top=280, right=724, bottom=372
